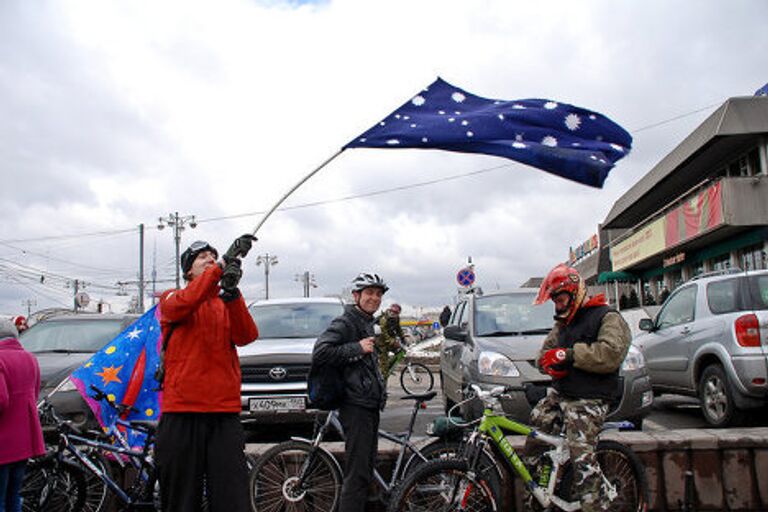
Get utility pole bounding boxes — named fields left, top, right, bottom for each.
left=21, top=298, right=36, bottom=317
left=157, top=212, right=197, bottom=289
left=255, top=253, right=278, bottom=299
left=295, top=271, right=317, bottom=297
left=138, top=223, right=145, bottom=312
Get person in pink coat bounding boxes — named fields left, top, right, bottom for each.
left=0, top=318, right=45, bottom=512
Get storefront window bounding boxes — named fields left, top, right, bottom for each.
left=712, top=254, right=731, bottom=271
left=691, top=261, right=705, bottom=277
left=741, top=244, right=766, bottom=271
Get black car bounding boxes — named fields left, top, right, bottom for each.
left=21, top=312, right=139, bottom=432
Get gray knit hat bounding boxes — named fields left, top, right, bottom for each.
left=0, top=318, right=19, bottom=339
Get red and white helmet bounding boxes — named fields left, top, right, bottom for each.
left=534, top=264, right=586, bottom=323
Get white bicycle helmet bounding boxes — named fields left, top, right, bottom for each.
left=351, top=272, right=389, bottom=293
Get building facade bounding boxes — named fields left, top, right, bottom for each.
left=572, top=96, right=768, bottom=308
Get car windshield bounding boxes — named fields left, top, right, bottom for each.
left=746, top=274, right=768, bottom=311
left=474, top=293, right=554, bottom=337
left=20, top=319, right=126, bottom=353
left=250, top=303, right=343, bottom=339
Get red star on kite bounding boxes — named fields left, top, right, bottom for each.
left=96, top=365, right=123, bottom=386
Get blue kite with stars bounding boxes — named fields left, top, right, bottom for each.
left=345, top=77, right=632, bottom=188
left=71, top=305, right=163, bottom=447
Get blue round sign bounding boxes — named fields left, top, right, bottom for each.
left=456, top=267, right=476, bottom=287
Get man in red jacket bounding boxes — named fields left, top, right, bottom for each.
left=156, top=236, right=259, bottom=512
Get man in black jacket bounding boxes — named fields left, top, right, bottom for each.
left=312, top=272, right=388, bottom=512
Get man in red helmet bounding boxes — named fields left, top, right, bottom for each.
left=526, top=263, right=631, bottom=512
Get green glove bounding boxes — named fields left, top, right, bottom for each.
left=220, top=258, right=242, bottom=292
left=224, top=234, right=258, bottom=261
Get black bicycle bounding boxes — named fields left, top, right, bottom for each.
left=249, top=390, right=451, bottom=511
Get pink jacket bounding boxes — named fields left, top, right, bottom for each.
left=0, top=336, right=45, bottom=464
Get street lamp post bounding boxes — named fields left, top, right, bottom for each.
left=157, top=212, right=197, bottom=289
left=256, top=253, right=278, bottom=299
left=294, top=271, right=317, bottom=297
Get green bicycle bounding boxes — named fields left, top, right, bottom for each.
left=389, top=384, right=648, bottom=511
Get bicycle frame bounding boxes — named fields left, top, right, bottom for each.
left=291, top=394, right=434, bottom=498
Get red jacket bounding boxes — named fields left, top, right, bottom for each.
left=159, top=264, right=258, bottom=413
left=0, top=337, right=46, bottom=464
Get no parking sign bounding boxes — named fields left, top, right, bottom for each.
left=456, top=267, right=476, bottom=288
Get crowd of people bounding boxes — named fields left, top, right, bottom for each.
left=0, top=236, right=627, bottom=511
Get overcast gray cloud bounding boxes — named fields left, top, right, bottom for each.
left=1, top=0, right=767, bottom=317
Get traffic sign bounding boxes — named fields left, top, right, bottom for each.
left=456, top=267, right=476, bottom=287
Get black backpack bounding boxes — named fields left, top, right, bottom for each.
left=307, top=362, right=345, bottom=411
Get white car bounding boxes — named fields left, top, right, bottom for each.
left=238, top=297, right=344, bottom=425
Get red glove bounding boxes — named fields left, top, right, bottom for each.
left=539, top=348, right=572, bottom=379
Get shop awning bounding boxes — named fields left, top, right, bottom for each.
left=597, top=271, right=637, bottom=284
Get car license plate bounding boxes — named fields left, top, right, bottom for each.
left=249, top=396, right=305, bottom=412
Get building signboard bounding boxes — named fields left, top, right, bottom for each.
left=665, top=181, right=723, bottom=248
left=611, top=217, right=666, bottom=271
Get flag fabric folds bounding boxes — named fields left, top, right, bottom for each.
left=345, top=77, right=633, bottom=188
left=71, top=305, right=163, bottom=447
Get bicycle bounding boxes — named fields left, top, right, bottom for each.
left=22, top=392, right=161, bottom=512
left=390, top=384, right=649, bottom=512
left=250, top=390, right=444, bottom=511
left=387, top=346, right=435, bottom=395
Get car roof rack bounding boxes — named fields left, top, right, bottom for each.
left=689, top=267, right=744, bottom=282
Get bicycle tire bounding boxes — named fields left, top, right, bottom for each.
left=78, top=449, right=115, bottom=512
left=389, top=458, right=498, bottom=512
left=250, top=440, right=342, bottom=512
left=400, top=362, right=435, bottom=395
left=403, top=437, right=505, bottom=506
left=20, top=456, right=88, bottom=512
left=559, top=440, right=649, bottom=512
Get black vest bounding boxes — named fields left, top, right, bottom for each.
left=553, top=305, right=621, bottom=401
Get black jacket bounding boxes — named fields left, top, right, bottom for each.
left=312, top=305, right=386, bottom=410
left=554, top=305, right=621, bottom=401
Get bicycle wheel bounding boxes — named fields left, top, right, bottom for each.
left=20, top=456, right=88, bottom=512
left=390, top=459, right=498, bottom=512
left=400, top=362, right=435, bottom=395
left=560, top=440, right=649, bottom=512
left=78, top=450, right=115, bottom=512
left=250, top=440, right=342, bottom=512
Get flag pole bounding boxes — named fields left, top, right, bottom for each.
left=251, top=148, right=345, bottom=236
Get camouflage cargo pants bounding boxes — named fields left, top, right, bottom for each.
left=523, top=388, right=611, bottom=512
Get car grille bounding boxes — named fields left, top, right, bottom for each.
left=241, top=363, right=310, bottom=384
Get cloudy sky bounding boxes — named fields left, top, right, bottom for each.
left=1, top=0, right=766, bottom=317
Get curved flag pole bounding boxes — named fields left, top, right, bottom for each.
left=250, top=148, right=345, bottom=236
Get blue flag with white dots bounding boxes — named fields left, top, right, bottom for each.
left=71, top=306, right=163, bottom=448
left=345, top=77, right=632, bottom=188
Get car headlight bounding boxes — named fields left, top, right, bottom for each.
left=478, top=351, right=520, bottom=377
left=622, top=345, right=646, bottom=371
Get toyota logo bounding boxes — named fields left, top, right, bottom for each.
left=269, top=367, right=287, bottom=380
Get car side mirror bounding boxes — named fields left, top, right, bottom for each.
left=638, top=318, right=654, bottom=332
left=444, top=325, right=467, bottom=342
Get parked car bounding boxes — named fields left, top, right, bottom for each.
left=238, top=297, right=345, bottom=426
left=634, top=268, right=768, bottom=427
left=20, top=312, right=140, bottom=432
left=441, top=289, right=653, bottom=428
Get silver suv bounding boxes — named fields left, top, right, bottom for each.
left=635, top=269, right=768, bottom=427
left=238, top=297, right=344, bottom=426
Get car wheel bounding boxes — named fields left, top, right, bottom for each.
left=698, top=364, right=743, bottom=428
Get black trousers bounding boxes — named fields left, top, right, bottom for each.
left=338, top=403, right=379, bottom=512
left=155, top=412, right=249, bottom=512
